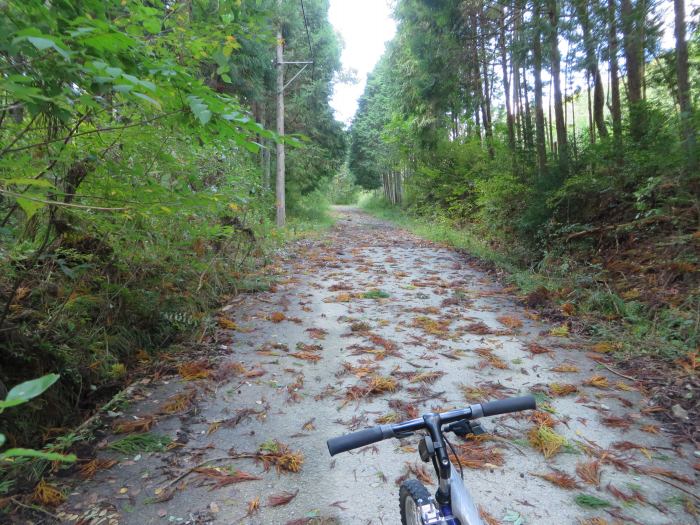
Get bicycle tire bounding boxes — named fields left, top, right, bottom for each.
left=399, top=479, right=432, bottom=525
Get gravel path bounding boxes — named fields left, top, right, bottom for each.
left=58, top=207, right=697, bottom=525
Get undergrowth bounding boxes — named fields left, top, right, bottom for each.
left=361, top=193, right=697, bottom=360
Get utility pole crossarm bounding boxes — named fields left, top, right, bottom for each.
left=283, top=63, right=311, bottom=92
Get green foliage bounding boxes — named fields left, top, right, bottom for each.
left=0, top=0, right=344, bottom=452
left=1, top=375, right=76, bottom=463
left=328, top=164, right=362, bottom=205
left=0, top=375, right=59, bottom=411
left=574, top=494, right=612, bottom=508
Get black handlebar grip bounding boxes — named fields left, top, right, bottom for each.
left=327, top=426, right=386, bottom=456
left=480, top=395, right=536, bottom=417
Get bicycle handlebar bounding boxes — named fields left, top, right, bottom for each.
left=327, top=395, right=536, bottom=456
left=481, top=395, right=536, bottom=417
left=326, top=425, right=395, bottom=456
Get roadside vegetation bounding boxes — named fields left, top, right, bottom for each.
left=344, top=0, right=698, bottom=441
left=347, top=0, right=698, bottom=361
left=0, top=0, right=344, bottom=500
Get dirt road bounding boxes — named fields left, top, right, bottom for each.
left=57, top=207, right=697, bottom=525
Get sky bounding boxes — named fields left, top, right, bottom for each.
left=328, top=0, right=396, bottom=125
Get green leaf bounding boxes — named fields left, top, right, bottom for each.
left=0, top=374, right=60, bottom=409
left=133, top=92, right=161, bottom=109
left=0, top=434, right=5, bottom=447
left=143, top=18, right=161, bottom=34
left=113, top=84, right=134, bottom=94
left=23, top=36, right=71, bottom=60
left=240, top=140, right=260, bottom=153
left=83, top=32, right=136, bottom=53
left=187, top=96, right=212, bottom=125
left=0, top=448, right=77, bottom=462
left=0, top=80, right=50, bottom=103
left=15, top=196, right=45, bottom=220
left=2, top=178, right=55, bottom=188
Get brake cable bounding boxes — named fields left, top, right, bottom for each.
left=443, top=433, right=463, bottom=480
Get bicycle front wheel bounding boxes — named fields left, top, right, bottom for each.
left=399, top=479, right=432, bottom=525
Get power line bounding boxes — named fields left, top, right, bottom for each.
left=299, top=0, right=314, bottom=79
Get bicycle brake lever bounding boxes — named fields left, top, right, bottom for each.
left=446, top=420, right=485, bottom=437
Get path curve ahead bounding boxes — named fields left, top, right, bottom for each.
left=59, top=207, right=696, bottom=525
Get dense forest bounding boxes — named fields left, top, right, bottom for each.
left=1, top=0, right=699, bottom=518
left=349, top=0, right=698, bottom=363
left=0, top=0, right=344, bottom=456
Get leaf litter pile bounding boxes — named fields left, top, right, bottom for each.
left=48, top=209, right=697, bottom=525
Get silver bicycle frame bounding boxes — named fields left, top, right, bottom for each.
left=447, top=469, right=484, bottom=525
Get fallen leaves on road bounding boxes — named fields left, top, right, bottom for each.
left=532, top=469, right=580, bottom=489
left=229, top=440, right=304, bottom=474
left=395, top=462, right=433, bottom=485
left=528, top=342, right=553, bottom=356
left=78, top=459, right=118, bottom=480
left=160, top=388, right=197, bottom=414
left=529, top=425, right=567, bottom=458
left=113, top=415, right=156, bottom=434
left=270, top=312, right=286, bottom=322
left=548, top=383, right=578, bottom=397
left=497, top=315, right=523, bottom=329
left=195, top=466, right=261, bottom=489
left=475, top=347, right=509, bottom=370
left=267, top=490, right=299, bottom=507
left=343, top=375, right=398, bottom=406
left=464, top=321, right=494, bottom=335
left=576, top=460, right=601, bottom=486
left=551, top=363, right=579, bottom=373
left=449, top=441, right=504, bottom=469
left=178, top=360, right=211, bottom=380
left=584, top=375, right=610, bottom=389
left=32, top=479, right=65, bottom=506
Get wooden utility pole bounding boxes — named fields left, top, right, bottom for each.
left=274, top=6, right=313, bottom=228
left=275, top=25, right=285, bottom=227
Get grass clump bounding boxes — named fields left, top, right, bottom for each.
left=107, top=433, right=171, bottom=454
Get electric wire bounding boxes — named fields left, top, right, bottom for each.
left=299, top=0, right=315, bottom=80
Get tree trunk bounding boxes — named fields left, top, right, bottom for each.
left=548, top=82, right=554, bottom=153
left=533, top=2, right=547, bottom=176
left=468, top=12, right=482, bottom=142
left=513, top=60, right=523, bottom=147
left=620, top=0, right=645, bottom=140
left=522, top=67, right=534, bottom=149
left=608, top=0, right=623, bottom=148
left=587, top=71, right=595, bottom=144
left=499, top=5, right=516, bottom=151
left=673, top=0, right=697, bottom=170
left=478, top=10, right=494, bottom=157
left=574, top=0, right=608, bottom=139
left=547, top=0, right=568, bottom=173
